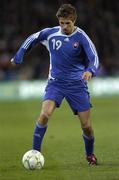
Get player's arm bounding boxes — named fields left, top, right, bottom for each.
left=10, top=28, right=50, bottom=65
left=80, top=31, right=99, bottom=80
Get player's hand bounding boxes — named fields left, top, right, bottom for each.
left=82, top=71, right=92, bottom=81
left=10, top=58, right=16, bottom=67
left=9, top=58, right=20, bottom=70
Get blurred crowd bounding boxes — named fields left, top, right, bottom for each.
left=0, top=0, right=119, bottom=81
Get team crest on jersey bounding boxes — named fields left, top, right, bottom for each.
left=73, top=42, right=79, bottom=49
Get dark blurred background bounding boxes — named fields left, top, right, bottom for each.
left=0, top=0, right=119, bottom=81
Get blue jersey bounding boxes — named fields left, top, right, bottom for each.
left=13, top=26, right=99, bottom=81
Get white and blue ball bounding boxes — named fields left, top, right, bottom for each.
left=22, top=150, right=44, bottom=170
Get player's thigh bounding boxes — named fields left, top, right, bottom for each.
left=44, top=80, right=64, bottom=107
left=77, top=109, right=92, bottom=128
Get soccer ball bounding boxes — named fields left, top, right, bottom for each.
left=22, top=150, right=44, bottom=170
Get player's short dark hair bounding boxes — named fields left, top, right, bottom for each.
left=56, top=4, right=77, bottom=21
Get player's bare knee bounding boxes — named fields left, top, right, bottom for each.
left=38, top=114, right=48, bottom=125
left=39, top=110, right=52, bottom=122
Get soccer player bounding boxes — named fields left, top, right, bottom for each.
left=11, top=4, right=99, bottom=165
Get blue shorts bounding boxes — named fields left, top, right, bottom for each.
left=43, top=79, right=91, bottom=115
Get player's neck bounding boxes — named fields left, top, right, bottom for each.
left=61, top=26, right=77, bottom=35
left=72, top=26, right=77, bottom=33
left=68, top=26, right=77, bottom=35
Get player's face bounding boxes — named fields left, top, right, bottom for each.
left=59, top=17, right=75, bottom=35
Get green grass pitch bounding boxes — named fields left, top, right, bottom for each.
left=0, top=97, right=119, bottom=180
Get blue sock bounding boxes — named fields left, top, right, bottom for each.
left=33, top=123, right=47, bottom=151
left=83, top=134, right=94, bottom=156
